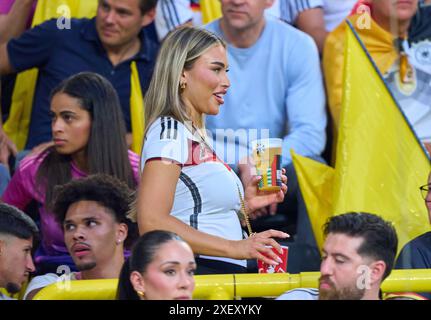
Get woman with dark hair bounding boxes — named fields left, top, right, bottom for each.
left=117, top=230, right=196, bottom=300
left=1, top=72, right=140, bottom=273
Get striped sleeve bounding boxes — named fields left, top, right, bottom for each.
left=155, top=0, right=194, bottom=40
left=141, top=117, right=189, bottom=169
left=280, top=0, right=324, bottom=24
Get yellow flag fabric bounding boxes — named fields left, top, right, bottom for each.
left=4, top=0, right=98, bottom=150
left=323, top=13, right=398, bottom=133
left=293, top=23, right=431, bottom=256
left=200, top=0, right=222, bottom=24
left=323, top=13, right=398, bottom=164
left=291, top=152, right=334, bottom=249
left=130, top=61, right=145, bottom=154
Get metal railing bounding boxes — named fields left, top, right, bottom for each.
left=32, top=269, right=431, bottom=300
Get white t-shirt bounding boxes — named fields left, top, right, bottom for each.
left=276, top=288, right=319, bottom=300
left=141, top=117, right=246, bottom=267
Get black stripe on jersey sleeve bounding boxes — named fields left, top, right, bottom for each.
left=160, top=116, right=166, bottom=139
left=167, top=117, right=173, bottom=139
left=173, top=119, right=178, bottom=140
left=179, top=172, right=202, bottom=229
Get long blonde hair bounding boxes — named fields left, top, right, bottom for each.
left=144, top=26, right=226, bottom=137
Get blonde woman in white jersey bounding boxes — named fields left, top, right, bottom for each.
left=135, top=26, right=289, bottom=274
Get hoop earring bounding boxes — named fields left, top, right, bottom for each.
left=136, top=290, right=145, bottom=299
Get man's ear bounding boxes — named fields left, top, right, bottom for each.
left=141, top=7, right=156, bottom=27
left=116, top=223, right=128, bottom=245
left=369, top=260, right=387, bottom=286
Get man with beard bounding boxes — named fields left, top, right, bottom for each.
left=23, top=174, right=136, bottom=300
left=0, top=203, right=38, bottom=300
left=277, top=212, right=398, bottom=300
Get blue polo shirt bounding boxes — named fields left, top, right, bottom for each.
left=7, top=18, right=159, bottom=149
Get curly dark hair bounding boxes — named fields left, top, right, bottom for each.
left=323, top=212, right=398, bottom=281
left=51, top=174, right=137, bottom=247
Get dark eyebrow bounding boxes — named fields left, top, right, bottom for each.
left=161, top=261, right=180, bottom=266
left=321, top=250, right=350, bottom=261
left=116, top=7, right=132, bottom=15
left=210, top=61, right=227, bottom=68
left=63, top=219, right=74, bottom=226
left=161, top=261, right=197, bottom=267
left=59, top=110, right=77, bottom=116
left=333, top=253, right=350, bottom=260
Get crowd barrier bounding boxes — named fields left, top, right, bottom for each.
left=31, top=269, right=431, bottom=300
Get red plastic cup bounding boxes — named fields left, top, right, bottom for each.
left=257, top=245, right=288, bottom=273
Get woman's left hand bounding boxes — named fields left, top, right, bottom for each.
left=244, top=168, right=288, bottom=214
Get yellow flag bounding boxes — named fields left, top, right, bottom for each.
left=200, top=0, right=222, bottom=24
left=291, top=152, right=334, bottom=249
left=293, top=23, right=431, bottom=256
left=4, top=0, right=97, bottom=150
left=323, top=13, right=398, bottom=164
left=130, top=62, right=145, bottom=154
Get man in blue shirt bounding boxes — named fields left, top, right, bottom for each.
left=204, top=0, right=327, bottom=273
left=0, top=0, right=158, bottom=152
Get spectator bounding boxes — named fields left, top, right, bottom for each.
left=0, top=0, right=158, bottom=155
left=0, top=0, right=36, bottom=191
left=136, top=26, right=289, bottom=275
left=2, top=72, right=140, bottom=273
left=0, top=203, right=38, bottom=300
left=204, top=0, right=326, bottom=273
left=324, top=0, right=431, bottom=157
left=277, top=212, right=398, bottom=300
left=267, top=0, right=357, bottom=53
left=154, top=0, right=195, bottom=41
left=395, top=171, right=431, bottom=299
left=117, top=230, right=195, bottom=300
left=266, top=0, right=326, bottom=52
left=322, top=0, right=358, bottom=31
left=24, top=174, right=136, bottom=300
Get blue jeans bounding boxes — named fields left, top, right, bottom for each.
left=0, top=163, right=11, bottom=197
